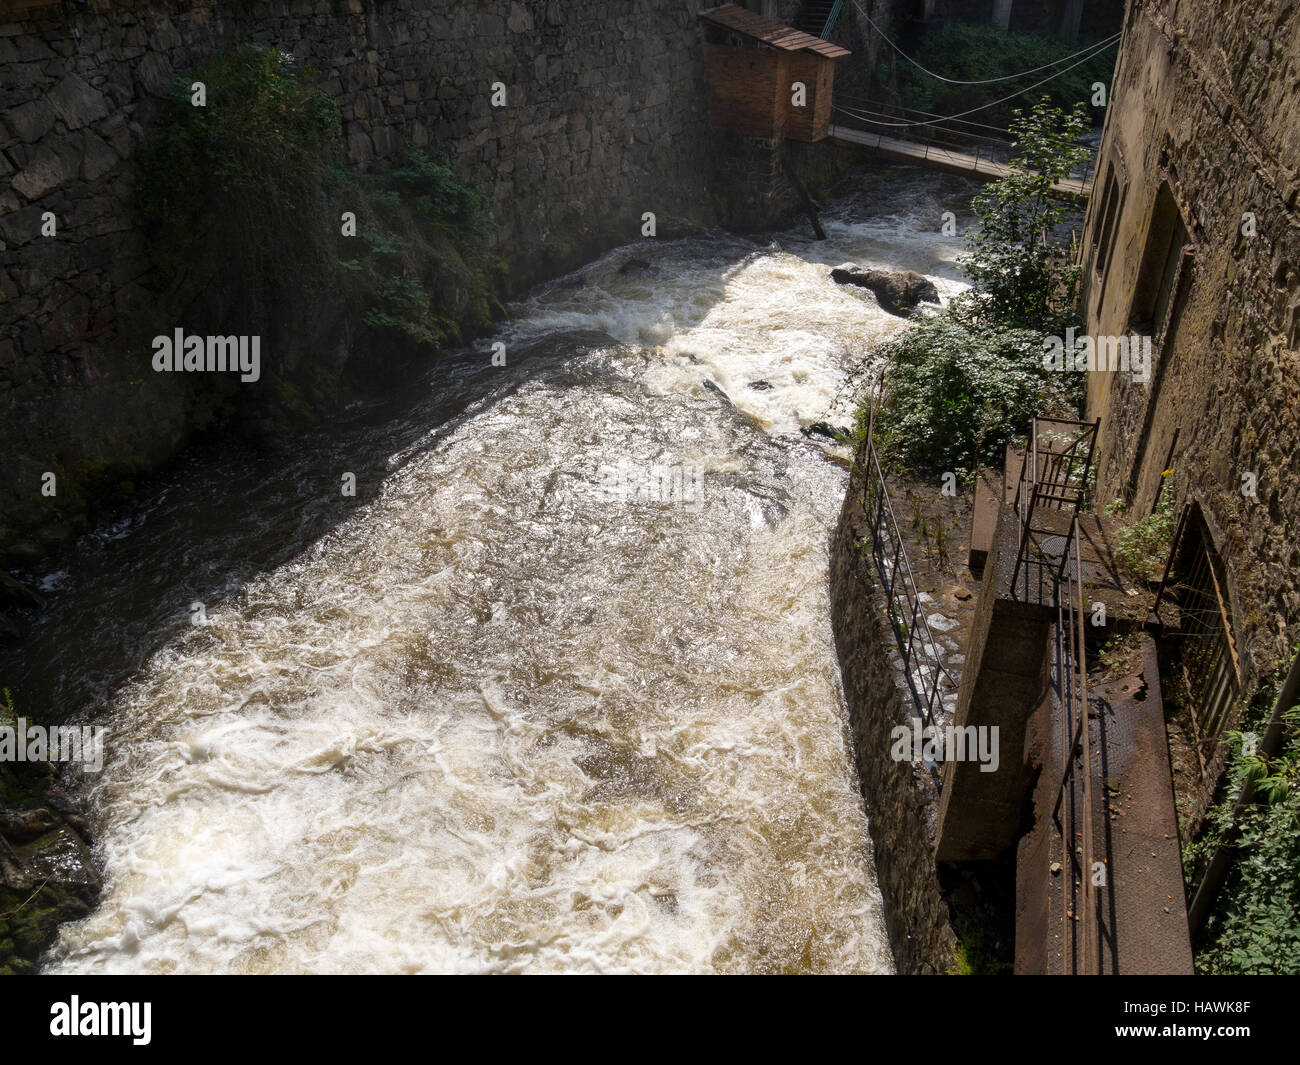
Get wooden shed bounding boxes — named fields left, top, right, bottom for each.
left=699, top=4, right=850, bottom=142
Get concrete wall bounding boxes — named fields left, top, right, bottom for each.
left=1079, top=0, right=1300, bottom=787
left=0, top=0, right=720, bottom=565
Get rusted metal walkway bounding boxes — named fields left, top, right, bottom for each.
left=1002, top=427, right=1192, bottom=974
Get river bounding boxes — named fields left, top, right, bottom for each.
left=5, top=165, right=977, bottom=974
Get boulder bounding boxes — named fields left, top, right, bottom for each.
left=831, top=266, right=940, bottom=317
left=803, top=421, right=851, bottom=441
left=617, top=257, right=658, bottom=278
left=0, top=758, right=100, bottom=974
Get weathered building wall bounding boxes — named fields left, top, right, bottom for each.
left=1079, top=0, right=1300, bottom=776
left=0, top=0, right=719, bottom=565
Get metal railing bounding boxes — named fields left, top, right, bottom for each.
left=832, top=96, right=1016, bottom=170
left=1010, top=416, right=1100, bottom=603
left=1153, top=502, right=1242, bottom=782
left=830, top=96, right=1098, bottom=195
left=1010, top=416, right=1101, bottom=972
left=860, top=381, right=960, bottom=772
left=1050, top=515, right=1099, bottom=974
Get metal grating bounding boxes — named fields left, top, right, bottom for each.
left=1154, top=504, right=1241, bottom=779
left=859, top=373, right=959, bottom=790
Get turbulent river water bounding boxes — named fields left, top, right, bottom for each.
left=7, top=166, right=977, bottom=974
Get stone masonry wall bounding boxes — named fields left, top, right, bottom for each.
left=1080, top=0, right=1300, bottom=799
left=830, top=450, right=960, bottom=974
left=0, top=0, right=719, bottom=565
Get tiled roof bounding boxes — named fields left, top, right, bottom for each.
left=699, top=4, right=852, bottom=59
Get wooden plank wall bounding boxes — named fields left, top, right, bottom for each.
left=704, top=43, right=838, bottom=142
left=784, top=51, right=835, bottom=142
left=703, top=43, right=787, bottom=140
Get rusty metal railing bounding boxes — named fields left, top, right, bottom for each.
left=859, top=379, right=960, bottom=782
left=1050, top=515, right=1099, bottom=974
left=1010, top=416, right=1100, bottom=603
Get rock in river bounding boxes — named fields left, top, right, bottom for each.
left=830, top=266, right=940, bottom=317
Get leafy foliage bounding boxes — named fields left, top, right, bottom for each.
left=890, top=22, right=1115, bottom=131
left=1112, top=481, right=1177, bottom=582
left=385, top=144, right=489, bottom=238
left=961, top=98, right=1090, bottom=330
left=1186, top=688, right=1300, bottom=975
left=140, top=45, right=341, bottom=298
left=845, top=100, right=1089, bottom=476
left=346, top=145, right=498, bottom=347
left=138, top=44, right=499, bottom=416
left=857, top=304, right=1078, bottom=476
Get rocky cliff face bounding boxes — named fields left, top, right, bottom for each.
left=0, top=0, right=720, bottom=571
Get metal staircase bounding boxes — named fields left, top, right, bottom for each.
left=794, top=0, right=846, bottom=39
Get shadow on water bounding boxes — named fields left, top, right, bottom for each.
left=0, top=238, right=750, bottom=729
left=0, top=327, right=650, bottom=727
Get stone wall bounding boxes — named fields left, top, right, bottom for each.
left=830, top=451, right=960, bottom=974
left=1079, top=0, right=1300, bottom=799
left=905, top=0, right=1123, bottom=37
left=0, top=0, right=721, bottom=566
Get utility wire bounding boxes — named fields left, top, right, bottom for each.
left=850, top=0, right=1119, bottom=86
left=832, top=102, right=1013, bottom=145
left=834, top=94, right=1014, bottom=135
left=830, top=34, right=1119, bottom=130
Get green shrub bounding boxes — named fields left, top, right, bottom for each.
left=345, top=144, right=498, bottom=347
left=140, top=45, right=342, bottom=301
left=855, top=304, right=1079, bottom=476
left=1112, top=484, right=1176, bottom=582
left=845, top=100, right=1087, bottom=479
left=1187, top=693, right=1300, bottom=975
left=961, top=99, right=1089, bottom=330
left=138, top=44, right=500, bottom=426
left=385, top=144, right=488, bottom=238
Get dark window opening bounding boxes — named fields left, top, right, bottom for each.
left=1158, top=503, right=1241, bottom=784
left=1130, top=182, right=1188, bottom=339
left=1093, top=163, right=1122, bottom=280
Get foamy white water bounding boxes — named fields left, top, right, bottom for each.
left=42, top=167, right=975, bottom=974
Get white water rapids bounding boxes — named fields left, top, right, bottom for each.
left=35, top=167, right=975, bottom=973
